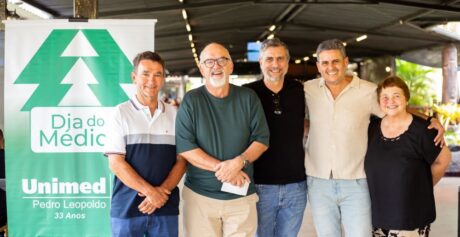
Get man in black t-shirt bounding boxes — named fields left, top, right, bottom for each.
left=244, top=38, right=307, bottom=237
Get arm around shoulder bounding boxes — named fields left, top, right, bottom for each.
left=407, top=108, right=445, bottom=146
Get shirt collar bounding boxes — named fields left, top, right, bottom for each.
left=318, top=75, right=361, bottom=89
left=129, top=95, right=165, bottom=113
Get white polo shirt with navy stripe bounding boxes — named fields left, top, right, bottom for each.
left=104, top=96, right=178, bottom=218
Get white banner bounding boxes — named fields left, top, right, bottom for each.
left=4, top=19, right=156, bottom=237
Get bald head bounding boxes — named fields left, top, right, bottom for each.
left=198, top=42, right=234, bottom=89
left=199, top=43, right=231, bottom=62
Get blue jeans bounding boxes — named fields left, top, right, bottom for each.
left=307, top=176, right=372, bottom=237
left=111, top=215, right=178, bottom=237
left=255, top=180, right=307, bottom=237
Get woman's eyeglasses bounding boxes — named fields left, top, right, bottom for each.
left=273, top=94, right=282, bottom=115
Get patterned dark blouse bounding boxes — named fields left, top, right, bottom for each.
left=364, top=115, right=441, bottom=230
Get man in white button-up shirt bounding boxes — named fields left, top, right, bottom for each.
left=304, top=39, right=443, bottom=237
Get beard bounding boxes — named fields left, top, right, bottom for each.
left=263, top=68, right=286, bottom=83
left=209, top=76, right=227, bottom=88
left=266, top=74, right=283, bottom=82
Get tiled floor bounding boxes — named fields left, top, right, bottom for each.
left=297, top=177, right=460, bottom=236
left=446, top=150, right=460, bottom=175
left=178, top=177, right=459, bottom=236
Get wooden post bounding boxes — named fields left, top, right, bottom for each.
left=74, top=0, right=98, bottom=19
left=0, top=0, right=7, bottom=30
left=442, top=43, right=458, bottom=103
left=358, top=56, right=394, bottom=84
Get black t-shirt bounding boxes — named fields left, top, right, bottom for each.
left=364, top=116, right=442, bottom=230
left=244, top=79, right=306, bottom=184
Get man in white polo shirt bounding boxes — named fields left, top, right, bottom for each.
left=105, top=51, right=186, bottom=237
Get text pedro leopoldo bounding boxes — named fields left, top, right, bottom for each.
left=22, top=178, right=108, bottom=219
left=26, top=109, right=111, bottom=219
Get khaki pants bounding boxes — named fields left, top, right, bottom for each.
left=182, top=186, right=258, bottom=237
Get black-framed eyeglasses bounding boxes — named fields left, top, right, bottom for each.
left=201, top=57, right=230, bottom=68
left=273, top=94, right=282, bottom=115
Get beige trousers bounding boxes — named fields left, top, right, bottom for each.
left=182, top=186, right=258, bottom=237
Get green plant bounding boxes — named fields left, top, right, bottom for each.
left=432, top=103, right=460, bottom=146
left=445, top=130, right=460, bottom=147
left=396, top=59, right=436, bottom=106
left=432, top=103, right=460, bottom=128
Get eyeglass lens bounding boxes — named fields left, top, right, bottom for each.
left=203, top=57, right=229, bottom=68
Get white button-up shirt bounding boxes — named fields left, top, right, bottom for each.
left=304, top=76, right=384, bottom=179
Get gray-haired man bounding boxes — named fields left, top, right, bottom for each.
left=244, top=38, right=307, bottom=237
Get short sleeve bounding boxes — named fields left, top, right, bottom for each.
left=370, top=89, right=385, bottom=118
left=421, top=124, right=442, bottom=165
left=104, top=107, right=126, bottom=155
left=175, top=94, right=199, bottom=153
left=305, top=99, right=310, bottom=120
left=303, top=82, right=310, bottom=120
left=248, top=92, right=270, bottom=146
left=367, top=117, right=380, bottom=142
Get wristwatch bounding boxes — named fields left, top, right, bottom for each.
left=243, top=159, right=249, bottom=168
left=240, top=154, right=249, bottom=168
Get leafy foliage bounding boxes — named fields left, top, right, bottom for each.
left=433, top=103, right=460, bottom=146
left=395, top=59, right=436, bottom=106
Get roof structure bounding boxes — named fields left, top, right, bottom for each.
left=6, top=0, right=460, bottom=75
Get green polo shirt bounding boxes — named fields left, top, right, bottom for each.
left=176, top=84, right=269, bottom=200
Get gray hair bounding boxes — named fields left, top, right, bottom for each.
left=259, top=38, right=290, bottom=61
left=316, top=39, right=347, bottom=60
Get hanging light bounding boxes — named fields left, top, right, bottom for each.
left=356, top=35, right=368, bottom=42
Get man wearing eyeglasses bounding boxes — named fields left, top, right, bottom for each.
left=176, top=42, right=269, bottom=237
left=244, top=38, right=307, bottom=237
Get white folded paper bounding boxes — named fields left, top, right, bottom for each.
left=221, top=181, right=250, bottom=196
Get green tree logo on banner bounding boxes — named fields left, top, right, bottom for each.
left=15, top=29, right=133, bottom=111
